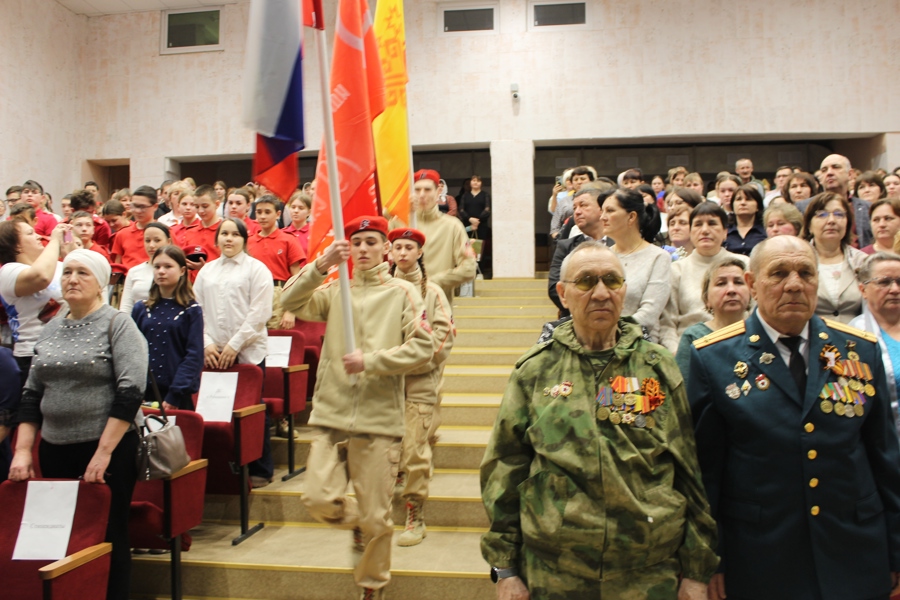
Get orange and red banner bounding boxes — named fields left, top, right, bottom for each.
left=308, top=0, right=386, bottom=260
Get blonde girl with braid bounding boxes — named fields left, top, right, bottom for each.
left=387, top=228, right=455, bottom=547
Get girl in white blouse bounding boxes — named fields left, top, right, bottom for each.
left=119, top=223, right=170, bottom=314
left=193, top=217, right=274, bottom=486
left=193, top=218, right=273, bottom=369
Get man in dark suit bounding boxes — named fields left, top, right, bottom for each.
left=547, top=185, right=615, bottom=315
left=688, top=235, right=900, bottom=600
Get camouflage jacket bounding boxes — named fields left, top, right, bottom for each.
left=480, top=318, right=719, bottom=582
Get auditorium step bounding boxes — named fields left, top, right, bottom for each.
left=131, top=524, right=494, bottom=600
left=454, top=314, right=551, bottom=330
left=132, top=277, right=553, bottom=600
left=272, top=426, right=491, bottom=472
left=446, top=347, right=527, bottom=366
left=440, top=393, right=501, bottom=426
left=203, top=470, right=488, bottom=530
left=454, top=328, right=539, bottom=347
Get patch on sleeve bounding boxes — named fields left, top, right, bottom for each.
left=420, top=310, right=432, bottom=333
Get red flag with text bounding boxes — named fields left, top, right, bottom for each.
left=308, top=0, right=386, bottom=261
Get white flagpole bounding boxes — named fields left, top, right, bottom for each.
left=315, top=25, right=358, bottom=383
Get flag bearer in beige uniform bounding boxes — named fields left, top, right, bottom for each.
left=280, top=216, right=433, bottom=600
left=401, top=169, right=476, bottom=303
left=388, top=228, right=456, bottom=547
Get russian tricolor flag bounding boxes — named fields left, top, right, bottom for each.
left=243, top=0, right=323, bottom=201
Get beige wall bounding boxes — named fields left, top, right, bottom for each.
left=3, top=0, right=898, bottom=273
left=0, top=0, right=86, bottom=202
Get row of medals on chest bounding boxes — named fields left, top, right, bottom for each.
left=731, top=337, right=874, bottom=419
left=543, top=376, right=667, bottom=429
left=819, top=341, right=874, bottom=418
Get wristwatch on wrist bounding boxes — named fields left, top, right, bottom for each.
left=490, top=566, right=518, bottom=583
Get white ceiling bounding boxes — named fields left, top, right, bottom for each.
left=55, top=0, right=241, bottom=17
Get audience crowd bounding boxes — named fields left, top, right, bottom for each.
left=5, top=152, right=900, bottom=600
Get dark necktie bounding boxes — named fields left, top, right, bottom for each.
left=781, top=336, right=806, bottom=394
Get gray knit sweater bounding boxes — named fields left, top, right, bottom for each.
left=18, top=304, right=148, bottom=444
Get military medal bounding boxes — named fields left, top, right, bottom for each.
left=849, top=379, right=863, bottom=392
left=634, top=414, right=647, bottom=428
left=820, top=400, right=834, bottom=414
left=609, top=412, right=622, bottom=425
left=543, top=387, right=551, bottom=396
left=760, top=352, right=775, bottom=365
left=749, top=334, right=760, bottom=342
left=834, top=402, right=846, bottom=416
left=864, top=383, right=875, bottom=396
left=755, top=374, right=770, bottom=390
left=726, top=383, right=741, bottom=399
left=819, top=332, right=829, bottom=340
left=622, top=413, right=635, bottom=424
left=613, top=393, right=625, bottom=407
left=820, top=344, right=841, bottom=371
left=847, top=341, right=860, bottom=362
left=845, top=406, right=855, bottom=418
left=734, top=361, right=749, bottom=379
left=624, top=393, right=637, bottom=406
left=550, top=385, right=560, bottom=397
left=741, top=380, right=751, bottom=396
left=644, top=416, right=656, bottom=429
left=596, top=406, right=611, bottom=421
left=854, top=404, right=865, bottom=417
left=559, top=381, right=573, bottom=397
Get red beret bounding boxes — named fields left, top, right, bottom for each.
left=182, top=245, right=208, bottom=261
left=414, top=169, right=440, bottom=186
left=388, top=228, right=426, bottom=247
left=344, top=215, right=388, bottom=239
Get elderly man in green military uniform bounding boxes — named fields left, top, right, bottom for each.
left=689, top=235, right=900, bottom=600
left=480, top=241, right=718, bottom=600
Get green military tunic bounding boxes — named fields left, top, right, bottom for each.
left=480, top=318, right=718, bottom=599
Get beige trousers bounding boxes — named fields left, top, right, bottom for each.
left=400, top=370, right=441, bottom=502
left=266, top=284, right=285, bottom=330
left=302, top=427, right=401, bottom=590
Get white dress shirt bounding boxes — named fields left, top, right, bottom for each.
left=757, top=311, right=810, bottom=374
left=193, top=251, right=273, bottom=365
left=119, top=261, right=153, bottom=315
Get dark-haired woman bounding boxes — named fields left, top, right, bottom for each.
left=601, top=187, right=671, bottom=342
left=723, top=184, right=767, bottom=256
left=0, top=220, right=75, bottom=385
left=132, top=246, right=204, bottom=411
left=387, top=228, right=454, bottom=547
left=802, top=192, right=866, bottom=323
left=119, top=222, right=170, bottom=314
left=193, top=218, right=274, bottom=486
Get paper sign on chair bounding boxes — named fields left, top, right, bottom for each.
left=267, top=337, right=292, bottom=368
left=13, top=480, right=79, bottom=560
left=195, top=372, right=239, bottom=423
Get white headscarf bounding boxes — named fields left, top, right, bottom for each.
left=62, top=249, right=111, bottom=304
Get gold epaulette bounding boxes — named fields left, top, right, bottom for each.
left=692, top=321, right=746, bottom=350
left=822, top=318, right=877, bottom=343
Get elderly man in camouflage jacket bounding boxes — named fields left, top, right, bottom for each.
left=480, top=241, right=718, bottom=600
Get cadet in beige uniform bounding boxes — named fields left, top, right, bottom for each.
left=401, top=169, right=476, bottom=302
left=388, top=228, right=455, bottom=547
left=280, top=216, right=433, bottom=600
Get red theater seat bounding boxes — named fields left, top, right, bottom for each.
left=129, top=408, right=207, bottom=600
left=263, top=330, right=309, bottom=481
left=0, top=479, right=112, bottom=600
left=198, top=364, right=266, bottom=545
left=294, top=319, right=325, bottom=408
